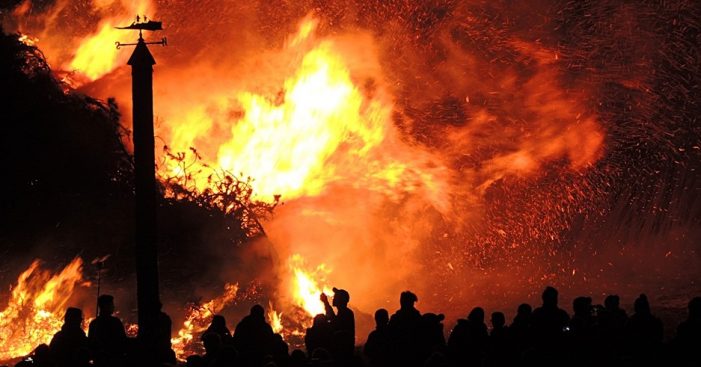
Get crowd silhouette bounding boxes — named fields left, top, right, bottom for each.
left=8, top=287, right=701, bottom=367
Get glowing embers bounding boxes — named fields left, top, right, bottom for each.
left=0, top=258, right=89, bottom=361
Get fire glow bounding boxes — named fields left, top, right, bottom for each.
left=0, top=0, right=617, bottom=361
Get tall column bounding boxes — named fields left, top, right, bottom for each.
left=128, top=36, right=160, bottom=361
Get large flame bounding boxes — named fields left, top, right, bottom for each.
left=161, top=18, right=450, bottom=208
left=0, top=258, right=88, bottom=361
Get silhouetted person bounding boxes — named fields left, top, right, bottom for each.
left=388, top=291, right=422, bottom=367
left=49, top=307, right=90, bottom=367
left=201, top=332, right=223, bottom=367
left=364, top=309, right=390, bottom=367
left=156, top=302, right=176, bottom=364
left=530, top=286, right=569, bottom=365
left=234, top=304, right=275, bottom=366
left=531, top=286, right=569, bottom=338
left=271, top=333, right=290, bottom=367
left=509, top=303, right=533, bottom=357
left=418, top=312, right=446, bottom=362
left=568, top=296, right=596, bottom=367
left=205, top=315, right=233, bottom=345
left=306, top=314, right=332, bottom=356
left=30, top=344, right=52, bottom=367
left=88, top=294, right=127, bottom=367
left=598, top=295, right=628, bottom=343
left=624, top=294, right=663, bottom=366
left=320, top=287, right=355, bottom=362
left=673, top=296, right=701, bottom=366
left=448, top=307, right=488, bottom=367
left=487, top=312, right=511, bottom=367
left=290, top=349, right=307, bottom=367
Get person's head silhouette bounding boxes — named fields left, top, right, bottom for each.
left=542, top=286, right=559, bottom=308
left=634, top=294, right=651, bottom=315
left=375, top=309, right=389, bottom=328
left=604, top=295, right=620, bottom=310
left=250, top=304, right=265, bottom=319
left=468, top=307, right=485, bottom=324
left=64, top=307, right=83, bottom=329
left=400, top=291, right=418, bottom=309
left=97, top=294, right=115, bottom=316
left=211, top=315, right=227, bottom=329
left=332, top=287, right=350, bottom=307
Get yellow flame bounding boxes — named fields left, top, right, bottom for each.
left=0, top=258, right=88, bottom=361
left=162, top=18, right=448, bottom=208
left=67, top=0, right=155, bottom=81
left=267, top=302, right=283, bottom=334
left=289, top=254, right=332, bottom=318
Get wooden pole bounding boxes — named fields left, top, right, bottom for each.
left=128, top=35, right=161, bottom=363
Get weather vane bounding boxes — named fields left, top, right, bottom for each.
left=115, top=14, right=167, bottom=49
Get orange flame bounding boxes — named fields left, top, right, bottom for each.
left=161, top=18, right=450, bottom=208
left=66, top=0, right=155, bottom=82
left=267, top=302, right=283, bottom=334
left=0, top=258, right=88, bottom=361
left=171, top=283, right=238, bottom=360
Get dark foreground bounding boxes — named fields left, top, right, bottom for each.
left=6, top=286, right=701, bottom=367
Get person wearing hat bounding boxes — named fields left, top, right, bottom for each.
left=320, top=287, right=355, bottom=362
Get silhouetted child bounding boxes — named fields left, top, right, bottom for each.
left=509, top=303, right=533, bottom=357
left=418, top=312, right=446, bottom=362
left=88, top=294, right=127, bottom=367
left=364, top=309, right=390, bottom=367
left=306, top=314, right=332, bottom=357
left=487, top=312, right=511, bottom=367
left=320, top=287, right=355, bottom=362
left=448, top=307, right=488, bottom=367
left=49, top=307, right=90, bottom=367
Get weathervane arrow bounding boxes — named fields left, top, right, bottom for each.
left=115, top=15, right=167, bottom=49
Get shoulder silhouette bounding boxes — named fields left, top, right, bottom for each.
left=88, top=294, right=127, bottom=367
left=50, top=307, right=90, bottom=367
